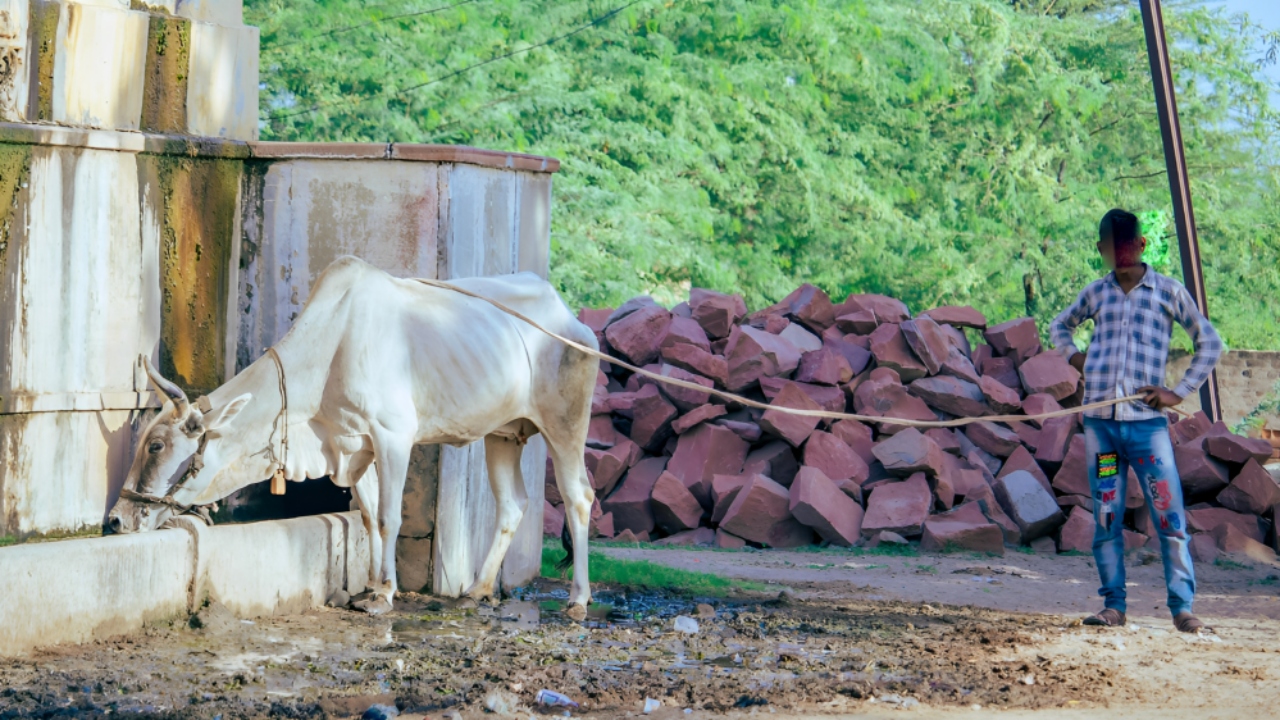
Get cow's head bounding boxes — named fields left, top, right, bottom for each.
left=106, top=357, right=251, bottom=534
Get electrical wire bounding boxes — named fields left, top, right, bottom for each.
left=268, top=0, right=651, bottom=122
left=264, top=0, right=479, bottom=51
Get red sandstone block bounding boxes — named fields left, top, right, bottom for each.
left=925, top=428, right=962, bottom=455
left=872, top=428, right=948, bottom=477
left=653, top=527, right=716, bottom=547
left=1056, top=506, right=1093, bottom=553
left=689, top=288, right=747, bottom=340
left=862, top=473, right=932, bottom=537
left=852, top=371, right=936, bottom=429
left=983, top=317, right=1042, bottom=367
left=715, top=418, right=763, bottom=443
left=838, top=293, right=912, bottom=324
left=719, top=475, right=800, bottom=546
left=1169, top=411, right=1212, bottom=446
left=831, top=419, right=876, bottom=465
left=993, top=470, right=1066, bottom=541
left=1212, top=523, right=1277, bottom=563
left=921, top=305, right=988, bottom=329
left=1187, top=505, right=1265, bottom=543
left=823, top=332, right=873, bottom=375
left=1033, top=417, right=1076, bottom=466
left=803, top=430, right=870, bottom=485
left=773, top=283, right=837, bottom=332
left=835, top=310, right=879, bottom=335
left=605, top=305, right=672, bottom=366
left=1021, top=393, right=1064, bottom=427
left=999, top=445, right=1054, bottom=496
left=587, top=414, right=618, bottom=450
left=1174, top=437, right=1231, bottom=496
left=660, top=343, right=729, bottom=387
left=790, top=466, right=864, bottom=547
left=965, top=421, right=1022, bottom=458
left=1017, top=351, right=1081, bottom=401
left=666, top=423, right=749, bottom=508
left=900, top=317, right=952, bottom=375
left=671, top=404, right=728, bottom=435
left=759, top=383, right=824, bottom=447
left=650, top=471, right=705, bottom=534
left=1051, top=435, right=1089, bottom=496
left=1190, top=533, right=1220, bottom=564
left=760, top=377, right=847, bottom=413
left=1206, top=434, right=1275, bottom=466
left=940, top=350, right=983, bottom=385
left=594, top=512, right=615, bottom=539
left=869, top=323, right=929, bottom=382
left=908, top=376, right=989, bottom=418
left=724, top=325, right=803, bottom=391
left=743, top=441, right=801, bottom=487
left=795, top=348, right=854, bottom=385
left=979, top=375, right=1022, bottom=415
left=1217, top=459, right=1280, bottom=516
left=660, top=315, right=712, bottom=354
left=602, top=455, right=667, bottom=536
left=612, top=529, right=649, bottom=544
left=965, top=482, right=1021, bottom=544
left=636, top=364, right=714, bottom=412
left=544, top=501, right=564, bottom=538
left=628, top=384, right=679, bottom=452
left=980, top=356, right=1023, bottom=392
left=715, top=528, right=748, bottom=549
left=920, top=501, right=1004, bottom=554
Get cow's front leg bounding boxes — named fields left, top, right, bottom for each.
left=465, top=434, right=528, bottom=603
left=362, top=432, right=412, bottom=615
left=350, top=469, right=390, bottom=615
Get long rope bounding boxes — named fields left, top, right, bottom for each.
left=410, top=278, right=1163, bottom=429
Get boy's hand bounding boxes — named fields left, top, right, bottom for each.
left=1138, top=385, right=1182, bottom=410
left=1069, top=351, right=1086, bottom=374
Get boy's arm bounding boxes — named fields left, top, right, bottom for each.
left=1168, top=285, right=1223, bottom=400
left=1049, top=287, right=1093, bottom=369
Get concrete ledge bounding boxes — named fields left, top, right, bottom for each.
left=0, top=511, right=370, bottom=657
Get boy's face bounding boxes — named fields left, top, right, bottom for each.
left=1096, top=234, right=1147, bottom=271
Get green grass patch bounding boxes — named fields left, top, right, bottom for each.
left=1059, top=550, right=1091, bottom=557
left=912, top=563, right=939, bottom=574
left=1251, top=574, right=1279, bottom=586
left=542, top=546, right=768, bottom=596
left=0, top=535, right=14, bottom=548
left=1014, top=545, right=1036, bottom=555
left=1214, top=557, right=1252, bottom=571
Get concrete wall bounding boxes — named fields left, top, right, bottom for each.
left=0, top=510, right=369, bottom=657
left=0, top=0, right=257, bottom=139
left=0, top=124, right=557, bottom=557
left=1167, top=350, right=1280, bottom=431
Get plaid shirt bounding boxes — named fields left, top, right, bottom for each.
left=1049, top=266, right=1222, bottom=421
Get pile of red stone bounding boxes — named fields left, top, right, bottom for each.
left=541, top=285, right=1280, bottom=562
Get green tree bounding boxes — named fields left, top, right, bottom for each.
left=250, top=0, right=1280, bottom=349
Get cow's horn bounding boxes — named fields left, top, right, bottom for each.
left=141, top=355, right=189, bottom=417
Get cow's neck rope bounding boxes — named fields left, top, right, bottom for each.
left=125, top=350, right=290, bottom=517
left=409, top=278, right=1177, bottom=428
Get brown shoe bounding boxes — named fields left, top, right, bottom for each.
left=1174, top=612, right=1212, bottom=634
left=1083, top=608, right=1126, bottom=627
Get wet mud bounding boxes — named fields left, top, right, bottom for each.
left=0, top=578, right=1146, bottom=719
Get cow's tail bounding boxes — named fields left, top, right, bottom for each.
left=556, top=521, right=574, bottom=576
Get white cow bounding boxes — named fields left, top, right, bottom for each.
left=107, top=256, right=599, bottom=614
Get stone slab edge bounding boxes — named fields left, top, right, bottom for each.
left=0, top=122, right=561, bottom=171
left=0, top=511, right=369, bottom=657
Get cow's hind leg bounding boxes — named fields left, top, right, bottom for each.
left=464, top=433, right=528, bottom=603
left=543, top=434, right=594, bottom=615
left=347, top=454, right=380, bottom=599
left=352, top=432, right=412, bottom=615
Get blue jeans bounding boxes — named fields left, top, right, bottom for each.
left=1083, top=416, right=1195, bottom=617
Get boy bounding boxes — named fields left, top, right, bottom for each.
left=1049, top=208, right=1222, bottom=633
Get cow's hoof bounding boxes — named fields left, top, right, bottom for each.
left=565, top=603, right=587, bottom=622
left=352, top=595, right=393, bottom=615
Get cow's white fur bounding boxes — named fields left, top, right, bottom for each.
left=108, top=256, right=599, bottom=612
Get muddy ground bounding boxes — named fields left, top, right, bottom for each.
left=1, top=545, right=1278, bottom=720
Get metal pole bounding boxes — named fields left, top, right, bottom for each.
left=1139, top=0, right=1223, bottom=422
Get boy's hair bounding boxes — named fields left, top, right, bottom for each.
left=1099, top=208, right=1140, bottom=245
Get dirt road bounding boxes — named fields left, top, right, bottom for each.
left=0, top=545, right=1276, bottom=719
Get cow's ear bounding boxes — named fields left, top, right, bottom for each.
left=204, top=394, right=253, bottom=436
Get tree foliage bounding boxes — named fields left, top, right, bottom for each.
left=251, top=0, right=1280, bottom=349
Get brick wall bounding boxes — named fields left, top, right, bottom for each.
left=1166, top=350, right=1280, bottom=433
